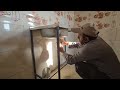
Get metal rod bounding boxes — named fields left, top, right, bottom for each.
left=56, top=26, right=61, bottom=79
left=48, top=62, right=67, bottom=79
left=36, top=74, right=42, bottom=79
left=30, top=30, right=37, bottom=79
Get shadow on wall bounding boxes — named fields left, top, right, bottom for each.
left=32, top=30, right=52, bottom=78
left=35, top=39, right=49, bottom=78
left=35, top=39, right=49, bottom=65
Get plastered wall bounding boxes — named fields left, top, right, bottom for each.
left=74, top=11, right=120, bottom=61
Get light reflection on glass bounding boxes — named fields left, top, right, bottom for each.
left=28, top=18, right=34, bottom=22
left=3, top=20, right=11, bottom=23
left=28, top=22, right=35, bottom=26
left=46, top=41, right=53, bottom=67
left=27, top=14, right=34, bottom=17
left=4, top=23, right=10, bottom=31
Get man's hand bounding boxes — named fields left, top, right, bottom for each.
left=60, top=38, right=69, bottom=45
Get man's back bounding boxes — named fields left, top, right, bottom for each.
left=84, top=37, right=120, bottom=79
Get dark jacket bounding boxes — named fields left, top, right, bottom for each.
left=63, top=37, right=120, bottom=79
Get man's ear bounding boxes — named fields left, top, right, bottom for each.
left=84, top=36, right=90, bottom=43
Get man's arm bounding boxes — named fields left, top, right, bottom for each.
left=60, top=44, right=98, bottom=65
left=62, top=51, right=86, bottom=65
left=60, top=45, right=86, bottom=65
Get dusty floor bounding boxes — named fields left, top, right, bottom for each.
left=50, top=64, right=82, bottom=79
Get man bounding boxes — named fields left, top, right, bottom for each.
left=59, top=23, right=120, bottom=79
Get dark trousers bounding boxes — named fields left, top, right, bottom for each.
left=75, top=62, right=110, bottom=79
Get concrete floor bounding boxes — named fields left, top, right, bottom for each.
left=51, top=64, right=82, bottom=79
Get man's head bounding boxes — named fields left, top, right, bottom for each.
left=71, top=23, right=99, bottom=45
